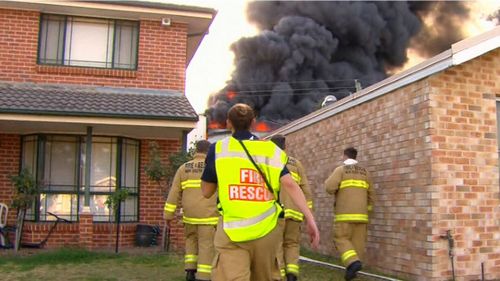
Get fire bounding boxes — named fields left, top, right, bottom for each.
left=227, top=90, right=237, bottom=100
left=253, top=121, right=271, bottom=132
left=208, top=121, right=226, bottom=129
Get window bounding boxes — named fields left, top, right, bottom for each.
left=38, top=14, right=139, bottom=69
left=21, top=135, right=140, bottom=222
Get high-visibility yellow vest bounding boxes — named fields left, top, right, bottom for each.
left=215, top=137, right=287, bottom=242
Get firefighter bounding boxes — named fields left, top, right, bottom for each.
left=324, top=147, right=375, bottom=281
left=164, top=140, right=218, bottom=281
left=201, top=103, right=320, bottom=281
left=270, top=135, right=313, bottom=281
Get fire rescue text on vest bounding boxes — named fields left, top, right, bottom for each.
left=228, top=169, right=272, bottom=201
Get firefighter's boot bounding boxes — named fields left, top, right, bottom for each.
left=286, top=273, right=298, bottom=281
left=344, top=261, right=362, bottom=281
left=185, top=269, right=196, bottom=281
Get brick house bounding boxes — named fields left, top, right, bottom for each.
left=269, top=27, right=500, bottom=280
left=0, top=0, right=215, bottom=249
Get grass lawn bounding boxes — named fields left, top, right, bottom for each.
left=0, top=248, right=385, bottom=281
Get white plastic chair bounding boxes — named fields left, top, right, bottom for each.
left=0, top=203, right=8, bottom=247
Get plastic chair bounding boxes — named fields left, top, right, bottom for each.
left=0, top=203, right=6, bottom=227
left=0, top=203, right=9, bottom=247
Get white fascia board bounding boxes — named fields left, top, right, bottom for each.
left=0, top=113, right=197, bottom=129
left=2, top=0, right=214, bottom=19
left=452, top=34, right=500, bottom=65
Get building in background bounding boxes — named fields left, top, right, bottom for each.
left=268, top=26, right=500, bottom=280
left=0, top=0, right=215, bottom=249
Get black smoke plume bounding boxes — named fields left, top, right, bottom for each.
left=206, top=1, right=470, bottom=127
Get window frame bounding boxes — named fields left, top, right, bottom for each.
left=21, top=134, right=140, bottom=223
left=37, top=14, right=140, bottom=70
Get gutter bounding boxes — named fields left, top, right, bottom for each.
left=0, top=108, right=199, bottom=122
left=300, top=256, right=403, bottom=281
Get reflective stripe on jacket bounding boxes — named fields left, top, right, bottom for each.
left=215, top=137, right=287, bottom=242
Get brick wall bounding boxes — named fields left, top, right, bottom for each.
left=0, top=8, right=187, bottom=91
left=286, top=48, right=500, bottom=280
left=288, top=80, right=434, bottom=280
left=426, top=48, right=500, bottom=280
left=140, top=139, right=185, bottom=250
left=0, top=134, right=20, bottom=225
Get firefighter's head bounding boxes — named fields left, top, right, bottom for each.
left=195, top=140, right=211, bottom=154
left=343, top=147, right=357, bottom=160
left=226, top=103, right=255, bottom=132
left=270, top=134, right=286, bottom=150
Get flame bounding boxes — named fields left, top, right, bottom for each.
left=208, top=121, right=226, bottom=129
left=227, top=90, right=237, bottom=100
left=254, top=121, right=271, bottom=132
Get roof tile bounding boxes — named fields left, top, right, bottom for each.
left=0, top=82, right=198, bottom=121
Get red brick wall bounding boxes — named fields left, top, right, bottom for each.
left=0, top=134, right=20, bottom=224
left=0, top=8, right=187, bottom=91
left=286, top=49, right=500, bottom=280
left=140, top=139, right=185, bottom=250
left=21, top=221, right=138, bottom=249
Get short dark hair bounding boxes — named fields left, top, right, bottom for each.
left=344, top=147, right=357, bottom=159
left=227, top=103, right=255, bottom=131
left=196, top=140, right=211, bottom=154
left=270, top=134, right=286, bottom=150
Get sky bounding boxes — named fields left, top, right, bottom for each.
left=156, top=0, right=500, bottom=142
left=167, top=0, right=258, bottom=141
left=183, top=0, right=257, bottom=114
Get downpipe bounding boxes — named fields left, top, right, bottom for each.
left=299, top=256, right=402, bottom=281
left=440, top=230, right=456, bottom=281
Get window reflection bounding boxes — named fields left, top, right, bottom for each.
left=39, top=193, right=77, bottom=221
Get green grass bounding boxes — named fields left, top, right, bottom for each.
left=0, top=248, right=117, bottom=270
left=0, top=248, right=186, bottom=281
left=0, top=247, right=396, bottom=281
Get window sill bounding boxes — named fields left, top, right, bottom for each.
left=36, top=65, right=137, bottom=78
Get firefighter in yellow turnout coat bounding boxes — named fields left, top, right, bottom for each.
left=324, top=147, right=375, bottom=281
left=271, top=135, right=313, bottom=281
left=164, top=140, right=218, bottom=281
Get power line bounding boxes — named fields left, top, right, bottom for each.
left=227, top=78, right=368, bottom=86
left=226, top=86, right=355, bottom=95
left=230, top=91, right=352, bottom=97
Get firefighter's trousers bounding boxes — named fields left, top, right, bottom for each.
left=185, top=224, right=216, bottom=281
left=212, top=217, right=284, bottom=281
left=278, top=219, right=301, bottom=277
left=333, top=222, right=367, bottom=267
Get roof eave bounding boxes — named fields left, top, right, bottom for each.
left=0, top=108, right=199, bottom=122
